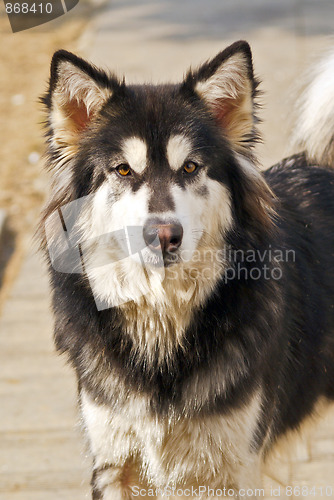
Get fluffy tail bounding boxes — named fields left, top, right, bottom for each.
left=291, top=47, right=334, bottom=167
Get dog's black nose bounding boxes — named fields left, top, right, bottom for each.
left=143, top=219, right=183, bottom=253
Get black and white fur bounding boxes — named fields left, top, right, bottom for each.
left=40, top=42, right=334, bottom=499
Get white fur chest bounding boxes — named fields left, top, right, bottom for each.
left=81, top=389, right=263, bottom=492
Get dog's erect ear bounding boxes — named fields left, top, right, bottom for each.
left=44, top=50, right=118, bottom=152
left=183, top=41, right=259, bottom=155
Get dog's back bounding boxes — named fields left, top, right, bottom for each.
left=263, top=48, right=334, bottom=436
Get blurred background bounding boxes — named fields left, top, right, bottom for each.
left=0, top=1, right=333, bottom=499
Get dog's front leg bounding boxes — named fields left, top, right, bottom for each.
left=91, top=462, right=128, bottom=499
left=80, top=389, right=154, bottom=499
left=91, top=461, right=149, bottom=500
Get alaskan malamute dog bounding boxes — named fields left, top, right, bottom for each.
left=40, top=41, right=334, bottom=499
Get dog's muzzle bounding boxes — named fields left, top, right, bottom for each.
left=143, top=217, right=183, bottom=256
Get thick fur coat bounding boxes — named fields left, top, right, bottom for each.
left=40, top=42, right=334, bottom=499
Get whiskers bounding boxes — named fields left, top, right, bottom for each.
left=191, top=228, right=220, bottom=247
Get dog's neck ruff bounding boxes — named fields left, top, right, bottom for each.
left=116, top=252, right=226, bottom=362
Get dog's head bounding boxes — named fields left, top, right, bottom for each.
left=42, top=41, right=275, bottom=309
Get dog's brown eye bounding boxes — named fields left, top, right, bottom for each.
left=116, top=164, right=131, bottom=177
left=183, top=161, right=198, bottom=174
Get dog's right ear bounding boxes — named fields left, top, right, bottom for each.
left=43, top=50, right=120, bottom=153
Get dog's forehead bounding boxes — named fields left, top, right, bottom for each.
left=112, top=85, right=200, bottom=172
left=120, top=134, right=194, bottom=175
left=98, top=84, right=216, bottom=176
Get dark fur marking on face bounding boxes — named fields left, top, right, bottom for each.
left=195, top=185, right=209, bottom=197
left=148, top=183, right=175, bottom=213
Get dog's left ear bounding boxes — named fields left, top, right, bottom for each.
left=183, top=41, right=258, bottom=155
